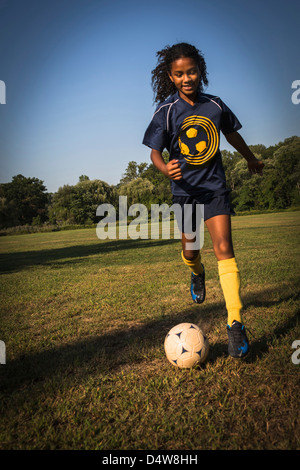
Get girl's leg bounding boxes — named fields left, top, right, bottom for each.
left=181, top=232, right=205, bottom=303
left=181, top=232, right=203, bottom=275
left=204, top=214, right=234, bottom=260
left=205, top=214, right=242, bottom=326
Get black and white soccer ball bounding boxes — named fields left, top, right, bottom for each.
left=164, top=323, right=209, bottom=368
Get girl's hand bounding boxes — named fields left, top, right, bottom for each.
left=225, top=132, right=264, bottom=176
left=247, top=157, right=264, bottom=176
left=165, top=159, right=182, bottom=180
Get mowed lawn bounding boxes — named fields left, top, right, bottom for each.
left=0, top=211, right=299, bottom=450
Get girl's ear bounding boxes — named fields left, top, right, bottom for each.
left=168, top=72, right=174, bottom=83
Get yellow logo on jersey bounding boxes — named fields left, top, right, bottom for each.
left=178, top=115, right=219, bottom=165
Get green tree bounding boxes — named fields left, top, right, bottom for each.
left=118, top=177, right=154, bottom=210
left=140, top=151, right=172, bottom=205
left=120, top=161, right=148, bottom=185
left=0, top=175, right=48, bottom=228
left=271, top=136, right=300, bottom=208
left=224, top=136, right=300, bottom=211
left=49, top=179, right=116, bottom=225
left=78, top=175, right=90, bottom=182
left=118, top=153, right=173, bottom=207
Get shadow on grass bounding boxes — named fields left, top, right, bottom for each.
left=0, top=238, right=179, bottom=273
left=1, top=285, right=299, bottom=395
left=0, top=304, right=212, bottom=394
left=245, top=311, right=300, bottom=363
left=244, top=289, right=300, bottom=362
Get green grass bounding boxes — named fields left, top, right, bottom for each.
left=0, top=211, right=299, bottom=450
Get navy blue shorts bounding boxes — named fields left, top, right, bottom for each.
left=172, top=193, right=235, bottom=232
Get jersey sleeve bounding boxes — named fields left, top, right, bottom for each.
left=219, top=99, right=242, bottom=135
left=142, top=106, right=169, bottom=152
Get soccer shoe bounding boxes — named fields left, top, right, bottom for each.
left=190, top=265, right=206, bottom=304
left=227, top=320, right=249, bottom=358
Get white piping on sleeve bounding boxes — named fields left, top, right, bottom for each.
left=152, top=102, right=172, bottom=119
left=151, top=98, right=179, bottom=133
left=166, top=99, right=179, bottom=132
left=207, top=97, right=222, bottom=111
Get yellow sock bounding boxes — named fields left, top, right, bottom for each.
left=218, top=257, right=243, bottom=326
left=181, top=251, right=203, bottom=275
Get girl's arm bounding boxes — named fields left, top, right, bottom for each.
left=150, top=149, right=183, bottom=180
left=225, top=131, right=264, bottom=175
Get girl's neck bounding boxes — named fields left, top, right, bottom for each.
left=178, top=90, right=199, bottom=106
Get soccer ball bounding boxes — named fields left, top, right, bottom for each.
left=164, top=323, right=209, bottom=368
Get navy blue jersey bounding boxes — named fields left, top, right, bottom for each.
left=142, top=91, right=242, bottom=200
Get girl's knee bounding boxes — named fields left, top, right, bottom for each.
left=182, top=249, right=199, bottom=261
left=214, top=238, right=234, bottom=259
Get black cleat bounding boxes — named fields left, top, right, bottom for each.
left=190, top=265, right=206, bottom=304
left=227, top=320, right=249, bottom=358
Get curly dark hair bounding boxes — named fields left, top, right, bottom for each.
left=151, top=43, right=209, bottom=104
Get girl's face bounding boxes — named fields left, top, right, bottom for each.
left=168, top=56, right=200, bottom=104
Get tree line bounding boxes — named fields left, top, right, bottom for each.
left=0, top=136, right=299, bottom=229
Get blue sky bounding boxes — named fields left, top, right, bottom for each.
left=0, top=0, right=299, bottom=193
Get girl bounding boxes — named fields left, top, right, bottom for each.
left=143, top=43, right=264, bottom=358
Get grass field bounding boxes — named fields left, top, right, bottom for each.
left=0, top=211, right=299, bottom=450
